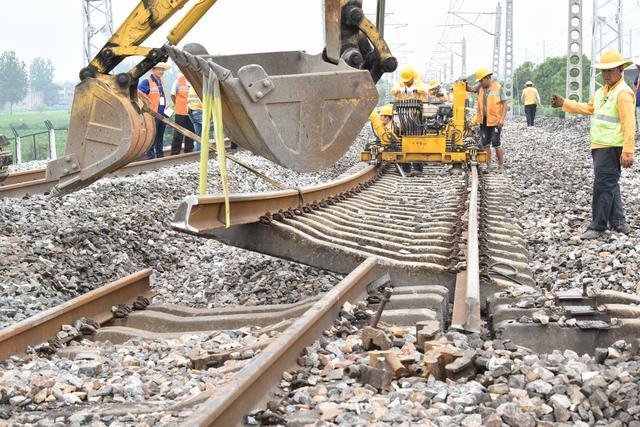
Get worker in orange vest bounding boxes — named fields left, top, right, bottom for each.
left=170, top=74, right=195, bottom=154
left=466, top=67, right=508, bottom=173
left=138, top=62, right=172, bottom=159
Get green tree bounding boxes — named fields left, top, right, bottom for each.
left=29, top=57, right=59, bottom=106
left=0, top=51, right=28, bottom=113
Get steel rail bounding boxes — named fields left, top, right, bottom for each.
left=0, top=150, right=205, bottom=198
left=0, top=269, right=152, bottom=359
left=172, top=164, right=379, bottom=233
left=183, top=257, right=378, bottom=427
left=451, top=164, right=481, bottom=333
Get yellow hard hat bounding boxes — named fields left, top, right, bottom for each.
left=400, top=66, right=416, bottom=83
left=428, top=79, right=441, bottom=90
left=475, top=67, right=492, bottom=81
left=379, top=104, right=393, bottom=116
left=592, top=50, right=633, bottom=70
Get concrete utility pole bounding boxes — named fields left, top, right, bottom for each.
left=492, top=3, right=502, bottom=76
left=589, top=0, right=623, bottom=96
left=566, top=0, right=584, bottom=103
left=504, top=0, right=514, bottom=108
left=83, top=0, right=114, bottom=64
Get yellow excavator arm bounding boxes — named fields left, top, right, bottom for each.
left=46, top=0, right=396, bottom=196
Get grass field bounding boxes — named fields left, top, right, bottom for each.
left=0, top=110, right=70, bottom=163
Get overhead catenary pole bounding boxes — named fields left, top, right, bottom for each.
left=503, top=0, right=514, bottom=112
left=82, top=0, right=114, bottom=64
left=566, top=0, right=584, bottom=105
left=492, top=2, right=502, bottom=76
left=462, top=37, right=467, bottom=77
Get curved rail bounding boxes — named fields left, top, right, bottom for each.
left=172, top=164, right=380, bottom=233
left=0, top=269, right=152, bottom=359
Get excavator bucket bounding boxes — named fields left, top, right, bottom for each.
left=167, top=46, right=379, bottom=172
left=45, top=75, right=155, bottom=195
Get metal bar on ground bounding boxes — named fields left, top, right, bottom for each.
left=0, top=269, right=152, bottom=359
left=182, top=257, right=378, bottom=427
left=451, top=164, right=481, bottom=333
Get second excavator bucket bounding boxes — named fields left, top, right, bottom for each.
left=168, top=47, right=379, bottom=172
left=46, top=75, right=155, bottom=195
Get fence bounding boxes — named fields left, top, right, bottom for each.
left=5, top=121, right=68, bottom=164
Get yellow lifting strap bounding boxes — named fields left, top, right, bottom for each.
left=200, top=71, right=230, bottom=227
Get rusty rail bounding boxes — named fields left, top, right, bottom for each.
left=0, top=145, right=225, bottom=198
left=172, top=164, right=379, bottom=233
left=451, top=164, right=481, bottom=333
left=183, top=258, right=378, bottom=427
left=0, top=269, right=152, bottom=359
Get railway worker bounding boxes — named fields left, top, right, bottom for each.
left=551, top=50, right=635, bottom=239
left=521, top=81, right=541, bottom=127
left=138, top=62, right=172, bottom=160
left=369, top=104, right=398, bottom=145
left=427, top=80, right=450, bottom=103
left=170, top=73, right=195, bottom=155
left=392, top=66, right=427, bottom=101
left=466, top=67, right=508, bottom=173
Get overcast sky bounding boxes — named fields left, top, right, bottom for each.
left=1, top=0, right=640, bottom=84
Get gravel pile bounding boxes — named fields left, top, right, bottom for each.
left=0, top=130, right=371, bottom=328
left=7, top=160, right=49, bottom=173
left=249, top=303, right=640, bottom=426
left=0, top=328, right=275, bottom=425
left=505, top=117, right=640, bottom=294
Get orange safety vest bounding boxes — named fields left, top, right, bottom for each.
left=476, top=81, right=504, bottom=126
left=147, top=76, right=165, bottom=112
left=174, top=75, right=190, bottom=115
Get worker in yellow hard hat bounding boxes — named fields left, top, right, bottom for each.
left=551, top=50, right=635, bottom=240
left=427, top=79, right=450, bottom=103
left=369, top=104, right=397, bottom=145
left=521, top=81, right=541, bottom=126
left=391, top=66, right=427, bottom=101
left=466, top=67, right=508, bottom=173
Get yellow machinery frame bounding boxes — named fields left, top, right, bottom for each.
left=362, top=81, right=487, bottom=165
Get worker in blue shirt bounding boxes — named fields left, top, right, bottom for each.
left=138, top=63, right=172, bottom=159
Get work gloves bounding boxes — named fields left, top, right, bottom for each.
left=550, top=94, right=565, bottom=108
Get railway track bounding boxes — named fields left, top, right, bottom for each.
left=5, top=161, right=640, bottom=426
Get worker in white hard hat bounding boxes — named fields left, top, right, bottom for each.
left=521, top=81, right=541, bottom=126
left=551, top=50, right=635, bottom=239
left=466, top=67, right=508, bottom=173
left=391, top=66, right=427, bottom=101
left=138, top=62, right=172, bottom=159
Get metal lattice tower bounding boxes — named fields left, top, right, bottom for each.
left=492, top=3, right=502, bottom=76
left=83, top=0, right=114, bottom=64
left=503, top=0, right=513, bottom=106
left=589, top=0, right=623, bottom=96
left=566, top=0, right=584, bottom=103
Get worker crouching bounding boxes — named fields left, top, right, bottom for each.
left=392, top=66, right=427, bottom=101
left=551, top=50, right=635, bottom=239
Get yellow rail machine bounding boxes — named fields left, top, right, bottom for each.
left=362, top=81, right=487, bottom=167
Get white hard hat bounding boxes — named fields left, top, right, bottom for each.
left=525, top=81, right=533, bottom=86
